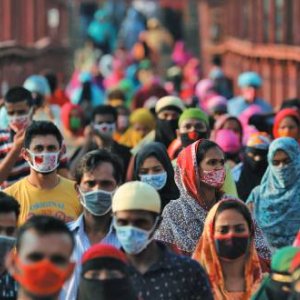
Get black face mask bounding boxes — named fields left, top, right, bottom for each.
left=214, top=236, right=249, bottom=260
left=78, top=277, right=137, bottom=300
left=244, top=148, right=268, bottom=172
left=180, top=130, right=208, bottom=148
left=155, top=118, right=178, bottom=148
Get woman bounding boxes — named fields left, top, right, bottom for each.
left=155, top=139, right=271, bottom=261
left=273, top=108, right=300, bottom=141
left=77, top=244, right=138, bottom=300
left=232, top=132, right=271, bottom=202
left=133, top=142, right=180, bottom=209
left=247, top=137, right=300, bottom=250
left=193, top=199, right=263, bottom=300
left=119, top=108, right=155, bottom=148
left=211, top=114, right=243, bottom=143
left=61, top=102, right=85, bottom=157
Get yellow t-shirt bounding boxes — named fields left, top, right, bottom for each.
left=4, top=176, right=82, bottom=226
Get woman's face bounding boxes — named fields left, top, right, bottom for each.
left=272, top=150, right=291, bottom=167
left=139, top=156, right=165, bottom=175
left=222, top=119, right=241, bottom=139
left=199, top=147, right=225, bottom=175
left=133, top=122, right=151, bottom=137
left=278, top=116, right=300, bottom=140
left=214, top=208, right=250, bottom=237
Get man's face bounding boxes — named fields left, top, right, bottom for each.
left=0, top=212, right=17, bottom=237
left=5, top=100, right=31, bottom=117
left=92, top=114, right=116, bottom=140
left=27, top=135, right=60, bottom=153
left=157, top=109, right=180, bottom=121
left=93, top=114, right=115, bottom=125
left=79, top=162, right=117, bottom=193
left=178, top=119, right=207, bottom=134
left=17, top=229, right=73, bottom=267
left=114, top=210, right=156, bottom=231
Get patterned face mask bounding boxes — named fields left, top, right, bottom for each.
left=26, top=150, right=60, bottom=173
left=93, top=123, right=116, bottom=138
left=200, top=168, right=226, bottom=188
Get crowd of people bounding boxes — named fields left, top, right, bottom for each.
left=0, top=2, right=300, bottom=300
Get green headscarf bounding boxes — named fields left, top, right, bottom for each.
left=178, top=108, right=209, bottom=127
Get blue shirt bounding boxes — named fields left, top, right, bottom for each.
left=228, top=96, right=273, bottom=116
left=61, top=214, right=121, bottom=300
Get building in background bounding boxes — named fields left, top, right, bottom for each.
left=0, top=0, right=70, bottom=95
left=198, top=0, right=300, bottom=108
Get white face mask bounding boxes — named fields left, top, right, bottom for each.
left=93, top=123, right=116, bottom=138
left=26, top=150, right=60, bottom=173
left=8, top=110, right=32, bottom=132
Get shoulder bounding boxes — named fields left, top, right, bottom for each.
left=246, top=185, right=261, bottom=204
left=59, top=177, right=76, bottom=187
left=4, top=178, right=26, bottom=196
left=228, top=96, right=243, bottom=104
left=67, top=214, right=83, bottom=232
left=162, top=199, right=184, bottom=217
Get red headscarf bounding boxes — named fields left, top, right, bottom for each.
left=61, top=102, right=84, bottom=133
left=273, top=108, right=300, bottom=139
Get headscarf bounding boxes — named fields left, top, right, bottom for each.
left=236, top=132, right=271, bottom=202
left=215, top=129, right=241, bottom=154
left=78, top=244, right=138, bottom=300
left=247, top=137, right=300, bottom=249
left=211, top=114, right=243, bottom=143
left=119, top=108, right=155, bottom=148
left=195, top=79, right=218, bottom=111
left=133, top=142, right=180, bottom=209
left=273, top=108, right=300, bottom=140
left=252, top=246, right=300, bottom=300
left=61, top=102, right=84, bottom=134
left=178, top=107, right=209, bottom=127
left=193, top=199, right=262, bottom=300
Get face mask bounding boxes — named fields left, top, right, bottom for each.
left=8, top=111, right=31, bottom=132
left=140, top=172, right=167, bottom=190
left=0, top=236, right=15, bottom=268
left=214, top=234, right=250, bottom=260
left=245, top=148, right=268, bottom=172
left=272, top=164, right=295, bottom=188
left=180, top=131, right=208, bottom=148
left=78, top=277, right=137, bottom=300
left=93, top=123, right=116, bottom=138
left=26, top=150, right=60, bottom=173
left=70, top=116, right=82, bottom=131
left=12, top=255, right=75, bottom=296
left=155, top=119, right=178, bottom=147
left=200, top=168, right=226, bottom=188
left=79, top=189, right=113, bottom=216
left=113, top=219, right=158, bottom=255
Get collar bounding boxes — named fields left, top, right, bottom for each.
left=68, top=214, right=115, bottom=236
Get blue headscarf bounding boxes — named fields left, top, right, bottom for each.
left=247, top=137, right=300, bottom=249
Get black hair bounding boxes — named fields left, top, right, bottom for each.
left=196, top=139, right=223, bottom=165
left=107, top=89, right=126, bottom=102
left=4, top=87, right=33, bottom=106
left=280, top=98, right=300, bottom=111
left=16, top=215, right=75, bottom=251
left=74, top=149, right=123, bottom=184
left=92, top=105, right=118, bottom=122
left=24, top=121, right=63, bottom=149
left=0, top=192, right=20, bottom=219
left=44, top=72, right=57, bottom=94
left=215, top=200, right=253, bottom=233
left=212, top=55, right=222, bottom=67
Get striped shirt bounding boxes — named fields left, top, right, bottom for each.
left=0, top=129, right=68, bottom=189
left=61, top=214, right=121, bottom=300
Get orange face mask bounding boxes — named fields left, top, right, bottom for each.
left=278, top=128, right=299, bottom=139
left=12, top=254, right=75, bottom=296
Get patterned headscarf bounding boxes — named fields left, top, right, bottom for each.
left=247, top=137, right=300, bottom=249
left=193, top=199, right=262, bottom=300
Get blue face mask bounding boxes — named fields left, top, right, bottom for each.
left=80, top=189, right=113, bottom=216
left=139, top=172, right=167, bottom=191
left=272, top=164, right=295, bottom=188
left=113, top=219, right=158, bottom=255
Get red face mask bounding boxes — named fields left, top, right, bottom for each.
left=12, top=254, right=75, bottom=296
left=200, top=168, right=226, bottom=188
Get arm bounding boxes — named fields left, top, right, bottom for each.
left=0, top=130, right=25, bottom=183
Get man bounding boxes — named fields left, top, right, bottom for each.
left=0, top=86, right=68, bottom=189
left=4, top=121, right=81, bottom=226
left=228, top=71, right=273, bottom=116
left=70, top=105, right=131, bottom=175
left=0, top=192, right=20, bottom=300
left=112, top=181, right=214, bottom=300
left=6, top=216, right=75, bottom=300
left=63, top=149, right=122, bottom=300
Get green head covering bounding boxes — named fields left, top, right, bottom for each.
left=178, top=108, right=209, bottom=126
left=271, top=246, right=300, bottom=273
